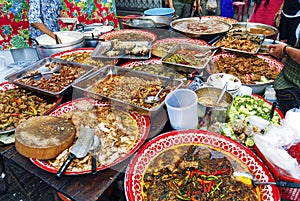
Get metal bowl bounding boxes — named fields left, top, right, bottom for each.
left=123, top=16, right=172, bottom=28
left=232, top=22, right=278, bottom=38
left=170, top=17, right=232, bottom=38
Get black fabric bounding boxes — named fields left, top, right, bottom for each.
left=279, top=15, right=300, bottom=46
left=283, top=0, right=300, bottom=15
left=276, top=87, right=300, bottom=115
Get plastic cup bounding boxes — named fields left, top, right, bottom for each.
left=238, top=86, right=253, bottom=96
left=165, top=89, right=198, bottom=130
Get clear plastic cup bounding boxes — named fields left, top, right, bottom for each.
left=165, top=89, right=198, bottom=130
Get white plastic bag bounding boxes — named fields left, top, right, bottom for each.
left=206, top=0, right=217, bottom=12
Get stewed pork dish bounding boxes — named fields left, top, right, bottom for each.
left=142, top=145, right=258, bottom=201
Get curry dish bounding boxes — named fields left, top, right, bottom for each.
left=142, top=145, right=258, bottom=201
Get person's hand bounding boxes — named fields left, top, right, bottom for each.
left=197, top=5, right=203, bottom=14
left=268, top=43, right=286, bottom=59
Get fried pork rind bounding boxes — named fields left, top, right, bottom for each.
left=216, top=29, right=263, bottom=53
left=48, top=103, right=139, bottom=172
left=213, top=56, right=279, bottom=84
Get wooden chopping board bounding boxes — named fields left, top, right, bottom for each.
left=15, top=116, right=76, bottom=160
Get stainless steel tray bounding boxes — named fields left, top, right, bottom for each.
left=91, top=40, right=151, bottom=59
left=161, top=43, right=216, bottom=74
left=72, top=65, right=183, bottom=115
left=5, top=57, right=95, bottom=97
left=232, top=22, right=277, bottom=38
left=214, top=30, right=265, bottom=55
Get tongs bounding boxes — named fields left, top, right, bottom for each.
left=20, top=65, right=60, bottom=79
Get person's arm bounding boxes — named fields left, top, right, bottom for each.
left=269, top=44, right=300, bottom=64
left=168, top=0, right=174, bottom=8
left=29, top=0, right=62, bottom=43
left=31, top=23, right=62, bottom=43
left=275, top=1, right=284, bottom=18
left=197, top=0, right=202, bottom=13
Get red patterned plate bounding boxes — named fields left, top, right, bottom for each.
left=98, top=29, right=157, bottom=42
left=151, top=37, right=207, bottom=58
left=0, top=82, right=61, bottom=135
left=50, top=47, right=118, bottom=69
left=125, top=129, right=280, bottom=201
left=30, top=98, right=150, bottom=175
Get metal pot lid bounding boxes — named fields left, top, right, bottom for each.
left=82, top=26, right=114, bottom=39
left=35, top=31, right=84, bottom=47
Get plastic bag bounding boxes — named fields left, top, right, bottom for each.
left=206, top=0, right=217, bottom=12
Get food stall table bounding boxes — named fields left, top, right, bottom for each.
left=0, top=105, right=168, bottom=201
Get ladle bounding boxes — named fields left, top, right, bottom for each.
left=144, top=75, right=174, bottom=104
left=233, top=171, right=300, bottom=188
left=215, top=82, right=228, bottom=106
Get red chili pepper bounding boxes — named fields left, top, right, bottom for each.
left=190, top=169, right=210, bottom=178
left=201, top=180, right=207, bottom=193
left=191, top=197, right=197, bottom=201
left=207, top=180, right=213, bottom=193
left=10, top=113, right=21, bottom=117
left=13, top=98, right=21, bottom=105
left=192, top=191, right=201, bottom=195
left=211, top=169, right=229, bottom=176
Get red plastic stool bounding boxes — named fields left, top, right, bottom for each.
left=233, top=0, right=249, bottom=21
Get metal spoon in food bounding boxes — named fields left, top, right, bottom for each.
left=216, top=82, right=228, bottom=106
left=195, top=45, right=224, bottom=58
left=233, top=171, right=300, bottom=188
left=144, top=75, right=174, bottom=104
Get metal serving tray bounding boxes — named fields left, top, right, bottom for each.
left=72, top=65, right=183, bottom=116
left=161, top=43, right=216, bottom=74
left=213, top=31, right=265, bottom=55
left=91, top=40, right=151, bottom=59
left=5, top=57, right=95, bottom=97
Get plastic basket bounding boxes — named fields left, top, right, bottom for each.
left=255, top=145, right=300, bottom=200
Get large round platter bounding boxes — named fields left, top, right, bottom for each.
left=0, top=82, right=61, bottom=135
left=202, top=15, right=238, bottom=24
left=30, top=98, right=150, bottom=175
left=170, top=17, right=232, bottom=38
left=98, top=29, right=157, bottom=42
left=211, top=53, right=284, bottom=94
left=151, top=37, right=207, bottom=58
left=125, top=129, right=280, bottom=201
left=50, top=47, right=118, bottom=69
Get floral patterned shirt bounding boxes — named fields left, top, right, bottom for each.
left=28, top=0, right=62, bottom=39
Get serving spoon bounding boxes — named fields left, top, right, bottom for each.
left=233, top=171, right=300, bottom=188
left=216, top=82, right=228, bottom=106
left=90, top=135, right=101, bottom=174
left=144, top=75, right=174, bottom=104
left=195, top=45, right=224, bottom=58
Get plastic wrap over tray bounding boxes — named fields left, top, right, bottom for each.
left=91, top=40, right=152, bottom=59
left=72, top=65, right=183, bottom=115
left=161, top=43, right=216, bottom=74
left=5, top=57, right=95, bottom=97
